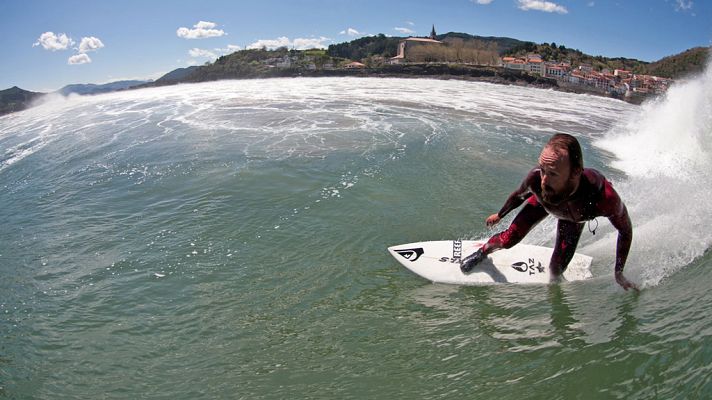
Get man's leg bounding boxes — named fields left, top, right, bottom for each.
left=461, top=197, right=548, bottom=272
left=549, top=220, right=585, bottom=280
left=482, top=201, right=549, bottom=254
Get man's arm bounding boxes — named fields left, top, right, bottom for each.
left=488, top=168, right=538, bottom=226
left=609, top=208, right=637, bottom=291
left=602, top=182, right=638, bottom=291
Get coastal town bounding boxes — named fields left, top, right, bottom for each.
left=500, top=53, right=673, bottom=99
left=254, top=27, right=676, bottom=102
left=382, top=28, right=674, bottom=101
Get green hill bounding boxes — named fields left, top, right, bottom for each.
left=0, top=86, right=45, bottom=116
left=435, top=32, right=528, bottom=54
left=327, top=34, right=401, bottom=60
left=641, top=47, right=709, bottom=79
left=502, top=41, right=649, bottom=72
left=503, top=41, right=709, bottom=79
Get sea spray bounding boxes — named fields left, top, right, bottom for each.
left=594, top=56, right=712, bottom=287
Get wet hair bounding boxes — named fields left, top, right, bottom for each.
left=545, top=133, right=583, bottom=173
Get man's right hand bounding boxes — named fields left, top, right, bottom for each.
left=486, top=214, right=501, bottom=227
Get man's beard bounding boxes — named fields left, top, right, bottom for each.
left=542, top=179, right=576, bottom=205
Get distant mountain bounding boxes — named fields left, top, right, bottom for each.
left=0, top=86, right=46, bottom=116
left=155, top=66, right=199, bottom=83
left=57, top=80, right=150, bottom=96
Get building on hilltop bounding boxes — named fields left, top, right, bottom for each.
left=389, top=31, right=444, bottom=65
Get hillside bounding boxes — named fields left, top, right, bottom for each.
left=502, top=41, right=649, bottom=72
left=0, top=86, right=45, bottom=116
left=642, top=47, right=709, bottom=79
left=147, top=47, right=347, bottom=84
left=155, top=66, right=199, bottom=84
left=326, top=32, right=527, bottom=61
left=435, top=32, right=528, bottom=54
left=503, top=41, right=709, bottom=79
left=327, top=34, right=400, bottom=61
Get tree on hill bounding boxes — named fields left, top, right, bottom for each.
left=327, top=34, right=400, bottom=61
left=405, top=38, right=500, bottom=65
left=436, top=32, right=526, bottom=54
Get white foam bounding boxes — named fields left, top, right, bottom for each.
left=1, top=77, right=633, bottom=173
left=592, top=57, right=712, bottom=287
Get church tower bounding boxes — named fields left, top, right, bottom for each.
left=430, top=25, right=437, bottom=40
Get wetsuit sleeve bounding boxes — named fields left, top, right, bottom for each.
left=598, top=180, right=633, bottom=273
left=497, top=168, right=538, bottom=219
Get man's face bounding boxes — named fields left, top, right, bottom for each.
left=538, top=147, right=577, bottom=204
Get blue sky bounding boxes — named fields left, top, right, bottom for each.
left=2, top=0, right=710, bottom=92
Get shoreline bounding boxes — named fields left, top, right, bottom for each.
left=144, top=63, right=646, bottom=105
left=2, top=64, right=648, bottom=117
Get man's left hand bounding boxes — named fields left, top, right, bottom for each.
left=615, top=271, right=640, bottom=292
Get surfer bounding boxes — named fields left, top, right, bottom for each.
left=461, top=133, right=638, bottom=291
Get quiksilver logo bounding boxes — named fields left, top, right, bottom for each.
left=394, top=248, right=424, bottom=262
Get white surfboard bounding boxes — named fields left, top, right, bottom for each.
left=387, top=240, right=592, bottom=285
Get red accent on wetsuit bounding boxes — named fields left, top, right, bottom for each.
left=482, top=168, right=632, bottom=274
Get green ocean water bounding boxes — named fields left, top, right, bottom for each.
left=1, top=76, right=712, bottom=399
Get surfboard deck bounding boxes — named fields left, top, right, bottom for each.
left=387, top=240, right=592, bottom=285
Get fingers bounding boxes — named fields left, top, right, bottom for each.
left=485, top=214, right=500, bottom=227
left=616, top=273, right=640, bottom=293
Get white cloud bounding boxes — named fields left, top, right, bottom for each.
left=517, top=0, right=568, bottom=14
left=293, top=37, right=330, bottom=50
left=248, top=37, right=290, bottom=49
left=195, top=21, right=216, bottom=29
left=188, top=44, right=241, bottom=61
left=394, top=27, right=416, bottom=35
left=472, top=0, right=494, bottom=4
left=675, top=0, right=693, bottom=11
left=68, top=53, right=91, bottom=65
left=177, top=20, right=226, bottom=39
left=33, top=32, right=74, bottom=51
left=340, top=28, right=362, bottom=36
left=189, top=48, right=217, bottom=59
left=406, top=21, right=415, bottom=26
left=78, top=36, right=104, bottom=53
left=247, top=36, right=330, bottom=50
